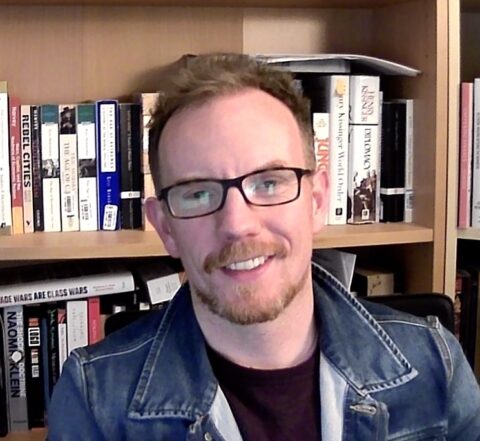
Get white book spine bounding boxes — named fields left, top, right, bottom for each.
left=66, top=300, right=88, bottom=355
left=57, top=319, right=67, bottom=374
left=41, top=105, right=61, bottom=232
left=349, top=75, right=380, bottom=125
left=347, top=125, right=379, bottom=224
left=59, top=105, right=79, bottom=232
left=326, top=75, right=349, bottom=225
left=77, top=105, right=98, bottom=232
left=0, top=270, right=135, bottom=308
left=0, top=83, right=12, bottom=233
left=20, top=106, right=34, bottom=233
left=472, top=79, right=480, bottom=227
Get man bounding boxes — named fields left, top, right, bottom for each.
left=48, top=53, right=480, bottom=440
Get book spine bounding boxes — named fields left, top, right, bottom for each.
left=31, top=105, right=44, bottom=232
left=59, top=105, right=79, bottom=232
left=67, top=300, right=88, bottom=355
left=9, top=97, right=23, bottom=235
left=0, top=81, right=12, bottom=234
left=41, top=104, right=61, bottom=232
left=56, top=305, right=67, bottom=375
left=380, top=101, right=406, bottom=222
left=3, top=306, right=29, bottom=432
left=0, top=270, right=135, bottom=308
left=119, top=103, right=142, bottom=229
left=137, top=93, right=160, bottom=231
left=403, top=99, right=414, bottom=223
left=23, top=305, right=45, bottom=428
left=87, top=297, right=102, bottom=344
left=0, top=314, right=9, bottom=436
left=326, top=76, right=349, bottom=225
left=96, top=100, right=120, bottom=231
left=45, top=304, right=59, bottom=399
left=20, top=105, right=34, bottom=233
left=347, top=125, right=379, bottom=224
left=312, top=112, right=329, bottom=172
left=458, top=82, right=474, bottom=228
left=349, top=75, right=380, bottom=125
left=471, top=79, right=480, bottom=227
left=77, top=103, right=98, bottom=232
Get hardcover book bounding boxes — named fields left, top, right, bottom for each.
left=20, top=105, right=34, bottom=233
left=40, top=104, right=61, bottom=232
left=9, top=96, right=24, bottom=235
left=31, top=105, right=44, bottom=232
left=96, top=100, right=120, bottom=231
left=458, top=82, right=473, bottom=228
left=59, top=104, right=79, bottom=232
left=380, top=101, right=407, bottom=222
left=119, top=103, right=142, bottom=229
left=67, top=300, right=88, bottom=355
left=3, top=305, right=29, bottom=432
left=23, top=304, right=45, bottom=428
left=471, top=78, right=480, bottom=228
left=77, top=103, right=98, bottom=232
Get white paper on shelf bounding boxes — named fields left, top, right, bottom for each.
left=254, top=53, right=420, bottom=77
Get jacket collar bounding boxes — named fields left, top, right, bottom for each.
left=312, top=261, right=417, bottom=397
left=128, top=262, right=417, bottom=419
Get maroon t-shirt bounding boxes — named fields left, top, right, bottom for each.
left=207, top=345, right=321, bottom=441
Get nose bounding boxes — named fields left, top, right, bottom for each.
left=214, top=186, right=262, bottom=241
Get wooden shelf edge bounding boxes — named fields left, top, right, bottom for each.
left=457, top=228, right=480, bottom=241
left=3, top=428, right=46, bottom=441
left=0, top=0, right=414, bottom=7
left=0, top=223, right=433, bottom=261
left=313, top=223, right=434, bottom=248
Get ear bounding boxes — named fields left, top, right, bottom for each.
left=145, top=197, right=180, bottom=258
left=311, top=168, right=329, bottom=233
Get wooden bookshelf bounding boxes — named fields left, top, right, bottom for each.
left=0, top=223, right=433, bottom=261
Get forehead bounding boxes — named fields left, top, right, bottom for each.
left=157, top=89, right=306, bottom=185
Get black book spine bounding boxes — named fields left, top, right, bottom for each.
left=23, top=305, right=45, bottom=428
left=31, top=105, right=44, bottom=232
left=0, top=315, right=9, bottom=436
left=119, top=103, right=142, bottom=229
left=45, top=305, right=59, bottom=398
left=380, top=101, right=406, bottom=222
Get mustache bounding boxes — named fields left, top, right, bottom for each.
left=203, top=240, right=287, bottom=274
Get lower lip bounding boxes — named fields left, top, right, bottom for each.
left=220, top=257, right=273, bottom=281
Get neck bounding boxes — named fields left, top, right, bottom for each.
left=192, top=281, right=318, bottom=370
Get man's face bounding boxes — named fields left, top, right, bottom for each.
left=147, top=89, right=328, bottom=325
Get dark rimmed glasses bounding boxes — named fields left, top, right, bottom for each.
left=157, top=167, right=313, bottom=219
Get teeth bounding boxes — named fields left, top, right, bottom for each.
left=226, top=256, right=267, bottom=271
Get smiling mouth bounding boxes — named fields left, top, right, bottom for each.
left=224, top=256, right=269, bottom=271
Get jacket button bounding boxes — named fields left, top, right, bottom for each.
left=204, top=433, right=213, bottom=441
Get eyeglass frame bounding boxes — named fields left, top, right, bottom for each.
left=157, top=166, right=314, bottom=219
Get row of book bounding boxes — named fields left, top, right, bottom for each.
left=301, top=73, right=414, bottom=225
left=457, top=80, right=480, bottom=228
left=0, top=258, right=184, bottom=436
left=0, top=82, right=160, bottom=234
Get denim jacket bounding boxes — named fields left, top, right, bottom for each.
left=48, top=262, right=480, bottom=440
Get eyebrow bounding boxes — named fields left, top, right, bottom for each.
left=169, top=160, right=291, bottom=186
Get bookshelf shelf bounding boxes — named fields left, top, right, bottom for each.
left=0, top=0, right=412, bottom=7
left=0, top=224, right=433, bottom=262
left=457, top=228, right=480, bottom=241
left=4, top=430, right=45, bottom=441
